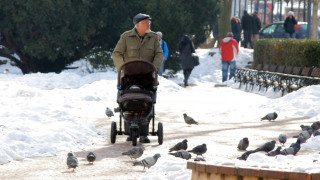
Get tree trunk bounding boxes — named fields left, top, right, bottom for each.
left=311, top=0, right=319, bottom=39
left=218, top=0, right=233, bottom=46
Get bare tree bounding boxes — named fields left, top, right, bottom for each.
left=311, top=0, right=319, bottom=39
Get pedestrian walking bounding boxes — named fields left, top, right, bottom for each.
left=179, top=35, right=196, bottom=86
left=219, top=32, right=239, bottom=82
left=251, top=11, right=261, bottom=47
left=156, top=31, right=169, bottom=76
left=241, top=10, right=253, bottom=48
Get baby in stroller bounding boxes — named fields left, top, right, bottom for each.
left=111, top=60, right=163, bottom=146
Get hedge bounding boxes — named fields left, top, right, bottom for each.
left=254, top=39, right=320, bottom=67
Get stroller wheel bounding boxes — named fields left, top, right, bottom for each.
left=157, top=122, right=163, bottom=145
left=131, top=130, right=137, bottom=146
left=110, top=121, right=117, bottom=144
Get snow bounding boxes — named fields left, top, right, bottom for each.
left=1, top=47, right=320, bottom=179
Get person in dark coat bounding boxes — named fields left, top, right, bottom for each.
left=284, top=11, right=297, bottom=39
left=231, top=16, right=241, bottom=43
left=251, top=11, right=261, bottom=47
left=241, top=10, right=253, bottom=48
left=179, top=35, right=196, bottom=86
left=212, top=22, right=219, bottom=48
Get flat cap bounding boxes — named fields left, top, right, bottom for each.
left=133, top=13, right=151, bottom=25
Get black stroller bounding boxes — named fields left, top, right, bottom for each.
left=110, top=60, right=163, bottom=146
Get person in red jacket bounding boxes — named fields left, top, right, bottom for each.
left=219, top=32, right=239, bottom=82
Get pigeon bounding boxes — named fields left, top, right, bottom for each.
left=169, top=139, right=188, bottom=152
left=290, top=138, right=302, bottom=151
left=266, top=146, right=282, bottom=156
left=133, top=153, right=161, bottom=169
left=261, top=112, right=278, bottom=121
left=254, top=140, right=276, bottom=152
left=300, top=125, right=313, bottom=132
left=278, top=134, right=287, bottom=146
left=86, top=151, right=96, bottom=164
left=169, top=150, right=192, bottom=160
left=280, top=147, right=299, bottom=155
left=311, top=121, right=320, bottom=131
left=105, top=107, right=114, bottom=117
left=237, top=137, right=249, bottom=151
left=237, top=150, right=256, bottom=161
left=194, top=157, right=206, bottom=161
left=122, top=147, right=145, bottom=160
left=67, top=152, right=78, bottom=171
left=299, top=130, right=312, bottom=141
left=313, top=130, right=320, bottom=137
left=183, top=113, right=199, bottom=125
left=188, top=144, right=207, bottom=157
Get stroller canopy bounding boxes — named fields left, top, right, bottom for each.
left=117, top=60, right=158, bottom=91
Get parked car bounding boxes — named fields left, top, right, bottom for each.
left=259, top=22, right=320, bottom=39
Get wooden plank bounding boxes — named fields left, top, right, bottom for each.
left=191, top=170, right=199, bottom=180
left=187, top=162, right=196, bottom=170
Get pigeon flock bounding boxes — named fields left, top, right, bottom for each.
left=237, top=119, right=320, bottom=160
left=64, top=110, right=319, bottom=173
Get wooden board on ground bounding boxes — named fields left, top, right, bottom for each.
left=178, top=84, right=196, bottom=87
left=214, top=84, right=228, bottom=87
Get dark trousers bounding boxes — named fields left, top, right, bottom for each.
left=183, top=69, right=193, bottom=86
left=124, top=122, right=149, bottom=136
left=124, top=113, right=150, bottom=136
left=243, top=31, right=253, bottom=48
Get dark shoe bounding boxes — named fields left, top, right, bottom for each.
left=139, top=136, right=150, bottom=143
left=126, top=136, right=132, bottom=141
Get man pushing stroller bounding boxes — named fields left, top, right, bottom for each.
left=112, top=13, right=163, bottom=143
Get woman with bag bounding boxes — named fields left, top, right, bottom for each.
left=179, top=35, right=196, bottom=86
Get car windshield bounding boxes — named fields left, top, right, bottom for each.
left=299, top=24, right=307, bottom=31
left=263, top=24, right=277, bottom=34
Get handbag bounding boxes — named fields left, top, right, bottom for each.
left=192, top=53, right=200, bottom=66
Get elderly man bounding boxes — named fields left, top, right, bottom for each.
left=112, top=13, right=163, bottom=143
left=112, top=13, right=163, bottom=72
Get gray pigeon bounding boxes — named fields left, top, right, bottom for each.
left=122, top=147, right=145, bottom=160
left=261, top=112, right=278, bottom=121
left=86, top=151, right=96, bottom=164
left=67, top=152, right=78, bottom=171
left=300, top=125, right=313, bottom=132
left=313, top=130, right=320, bottom=136
left=278, top=134, right=287, bottom=146
left=105, top=107, right=114, bottom=117
left=299, top=130, right=312, bottom=141
left=254, top=140, right=276, bottom=152
left=188, top=144, right=207, bottom=157
left=133, top=153, right=161, bottom=169
left=194, top=157, right=206, bottom=161
left=311, top=121, right=320, bottom=131
left=169, top=139, right=188, bottom=152
left=183, top=113, right=199, bottom=125
left=266, top=146, right=282, bottom=156
left=237, top=137, right=249, bottom=151
left=290, top=138, right=302, bottom=151
left=237, top=150, right=256, bottom=161
left=280, top=147, right=299, bottom=155
left=169, top=150, right=192, bottom=160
